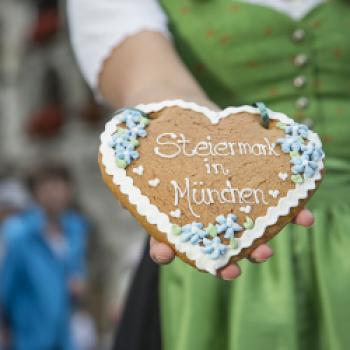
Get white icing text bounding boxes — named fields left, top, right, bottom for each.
left=171, top=178, right=269, bottom=218
left=154, top=133, right=280, bottom=158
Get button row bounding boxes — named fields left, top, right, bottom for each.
left=292, top=28, right=310, bottom=116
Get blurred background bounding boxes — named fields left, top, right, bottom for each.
left=0, top=0, right=145, bottom=348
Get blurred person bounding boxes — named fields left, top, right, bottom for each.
left=0, top=164, right=89, bottom=350
left=68, top=1, right=350, bottom=350
left=0, top=175, right=30, bottom=350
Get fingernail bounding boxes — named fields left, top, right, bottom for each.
left=155, top=255, right=170, bottom=263
left=255, top=253, right=274, bottom=263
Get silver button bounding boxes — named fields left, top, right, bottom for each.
left=293, top=76, right=306, bottom=88
left=302, top=118, right=314, bottom=128
left=296, top=97, right=309, bottom=109
left=292, top=28, right=305, bottom=42
left=294, top=54, right=308, bottom=67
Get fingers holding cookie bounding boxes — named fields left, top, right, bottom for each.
left=150, top=237, right=175, bottom=265
left=293, top=208, right=314, bottom=227
left=218, top=264, right=242, bottom=280
left=219, top=244, right=274, bottom=280
left=248, top=243, right=274, bottom=263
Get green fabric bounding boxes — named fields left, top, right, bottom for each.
left=158, top=1, right=350, bottom=349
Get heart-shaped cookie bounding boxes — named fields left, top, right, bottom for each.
left=99, top=100, right=324, bottom=274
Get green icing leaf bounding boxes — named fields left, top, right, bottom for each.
left=206, top=223, right=217, bottom=238
left=230, top=237, right=239, bottom=250
left=171, top=224, right=181, bottom=236
left=140, top=116, right=150, bottom=127
left=243, top=216, right=254, bottom=230
left=298, top=136, right=305, bottom=144
left=276, top=122, right=287, bottom=130
left=115, top=127, right=127, bottom=136
left=289, top=150, right=300, bottom=158
left=291, top=174, right=304, bottom=184
left=130, top=138, right=140, bottom=147
left=115, top=159, right=127, bottom=169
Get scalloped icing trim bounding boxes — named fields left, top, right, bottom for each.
left=100, top=100, right=324, bottom=275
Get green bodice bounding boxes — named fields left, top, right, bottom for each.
left=160, top=0, right=350, bottom=164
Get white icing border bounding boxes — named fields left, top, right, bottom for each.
left=100, top=100, right=324, bottom=275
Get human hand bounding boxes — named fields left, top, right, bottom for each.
left=149, top=209, right=314, bottom=280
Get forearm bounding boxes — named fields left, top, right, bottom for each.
left=99, top=31, right=212, bottom=108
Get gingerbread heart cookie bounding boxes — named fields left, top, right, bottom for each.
left=99, top=100, right=324, bottom=274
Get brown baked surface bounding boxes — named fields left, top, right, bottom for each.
left=99, top=107, right=323, bottom=272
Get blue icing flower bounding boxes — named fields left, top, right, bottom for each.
left=115, top=147, right=139, bottom=165
left=215, top=214, right=242, bottom=239
left=276, top=135, right=304, bottom=153
left=116, top=109, right=143, bottom=124
left=180, top=222, right=208, bottom=244
left=285, top=124, right=309, bottom=138
left=301, top=142, right=324, bottom=162
left=110, top=132, right=132, bottom=148
left=291, top=155, right=318, bottom=179
left=125, top=114, right=148, bottom=129
left=109, top=129, right=141, bottom=153
left=276, top=120, right=323, bottom=180
left=127, top=121, right=148, bottom=138
left=202, top=237, right=228, bottom=260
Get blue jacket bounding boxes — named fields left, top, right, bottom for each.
left=0, top=206, right=88, bottom=350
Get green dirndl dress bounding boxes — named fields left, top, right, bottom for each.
left=158, top=1, right=350, bottom=349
